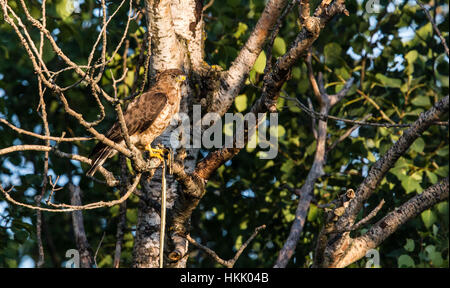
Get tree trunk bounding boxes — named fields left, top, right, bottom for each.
left=132, top=0, right=204, bottom=268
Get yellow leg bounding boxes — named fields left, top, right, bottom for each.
left=145, top=144, right=173, bottom=174
left=144, top=144, right=165, bottom=162
left=144, top=143, right=172, bottom=268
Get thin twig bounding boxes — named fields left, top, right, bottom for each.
left=114, top=156, right=129, bottom=268
left=0, top=118, right=92, bottom=141
left=416, top=0, right=449, bottom=56
left=0, top=174, right=141, bottom=213
left=186, top=225, right=266, bottom=268
left=327, top=114, right=372, bottom=152
left=34, top=0, right=48, bottom=268
left=94, top=232, right=106, bottom=268
left=203, top=0, right=215, bottom=11
left=344, top=199, right=385, bottom=232
left=281, top=95, right=448, bottom=128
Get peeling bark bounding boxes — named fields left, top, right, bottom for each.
left=133, top=0, right=202, bottom=268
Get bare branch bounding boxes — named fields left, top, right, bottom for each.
left=0, top=174, right=141, bottom=213
left=114, top=156, right=129, bottom=268
left=94, top=232, right=106, bottom=268
left=36, top=0, right=49, bottom=266
left=0, top=118, right=92, bottom=142
left=265, top=0, right=297, bottom=75
left=327, top=114, right=372, bottom=152
left=275, top=55, right=353, bottom=267
left=416, top=0, right=449, bottom=57
left=0, top=145, right=119, bottom=186
left=337, top=96, right=449, bottom=230
left=209, top=0, right=289, bottom=116
left=314, top=96, right=449, bottom=268
left=186, top=225, right=266, bottom=268
left=307, top=97, right=318, bottom=140
left=342, top=199, right=385, bottom=232
left=334, top=179, right=448, bottom=268
left=203, top=0, right=215, bottom=12
left=196, top=0, right=350, bottom=182
left=282, top=95, right=449, bottom=128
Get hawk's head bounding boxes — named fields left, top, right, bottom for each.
left=156, top=69, right=187, bottom=86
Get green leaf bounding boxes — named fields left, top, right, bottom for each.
left=273, top=37, right=286, bottom=56
left=273, top=125, right=286, bottom=138
left=405, top=50, right=418, bottom=64
left=425, top=171, right=438, bottom=184
left=436, top=146, right=449, bottom=157
left=417, top=23, right=433, bottom=40
left=253, top=51, right=266, bottom=74
left=125, top=71, right=134, bottom=87
left=282, top=207, right=295, bottom=222
left=13, top=230, right=28, bottom=244
left=234, top=235, right=243, bottom=250
left=56, top=0, right=75, bottom=20
left=411, top=95, right=431, bottom=107
left=307, top=204, right=319, bottom=222
left=233, top=22, right=248, bottom=39
left=410, top=137, right=425, bottom=153
left=398, top=254, right=415, bottom=268
left=280, top=160, right=295, bottom=175
left=367, top=151, right=376, bottom=162
left=424, top=245, right=444, bottom=267
left=421, top=209, right=437, bottom=228
left=42, top=39, right=56, bottom=62
left=239, top=220, right=248, bottom=230
left=436, top=202, right=448, bottom=215
left=5, top=259, right=17, bottom=268
left=234, top=94, right=248, bottom=112
left=375, top=73, right=402, bottom=88
left=291, top=67, right=301, bottom=79
left=389, top=158, right=409, bottom=179
left=435, top=165, right=449, bottom=177
left=97, top=255, right=113, bottom=268
left=401, top=174, right=422, bottom=194
left=433, top=224, right=439, bottom=236
left=405, top=50, right=418, bottom=75
left=429, top=251, right=444, bottom=267
left=324, top=42, right=342, bottom=66
left=335, top=67, right=351, bottom=81
left=126, top=209, right=138, bottom=224
left=403, top=239, right=415, bottom=252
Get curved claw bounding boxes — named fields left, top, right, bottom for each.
left=145, top=144, right=165, bottom=162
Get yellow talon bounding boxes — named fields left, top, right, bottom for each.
left=145, top=144, right=165, bottom=162
left=144, top=144, right=173, bottom=174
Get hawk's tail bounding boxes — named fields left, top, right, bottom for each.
left=86, top=144, right=113, bottom=177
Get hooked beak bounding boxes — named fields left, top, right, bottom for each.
left=176, top=75, right=187, bottom=83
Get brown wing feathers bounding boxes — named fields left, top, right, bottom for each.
left=86, top=91, right=168, bottom=177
